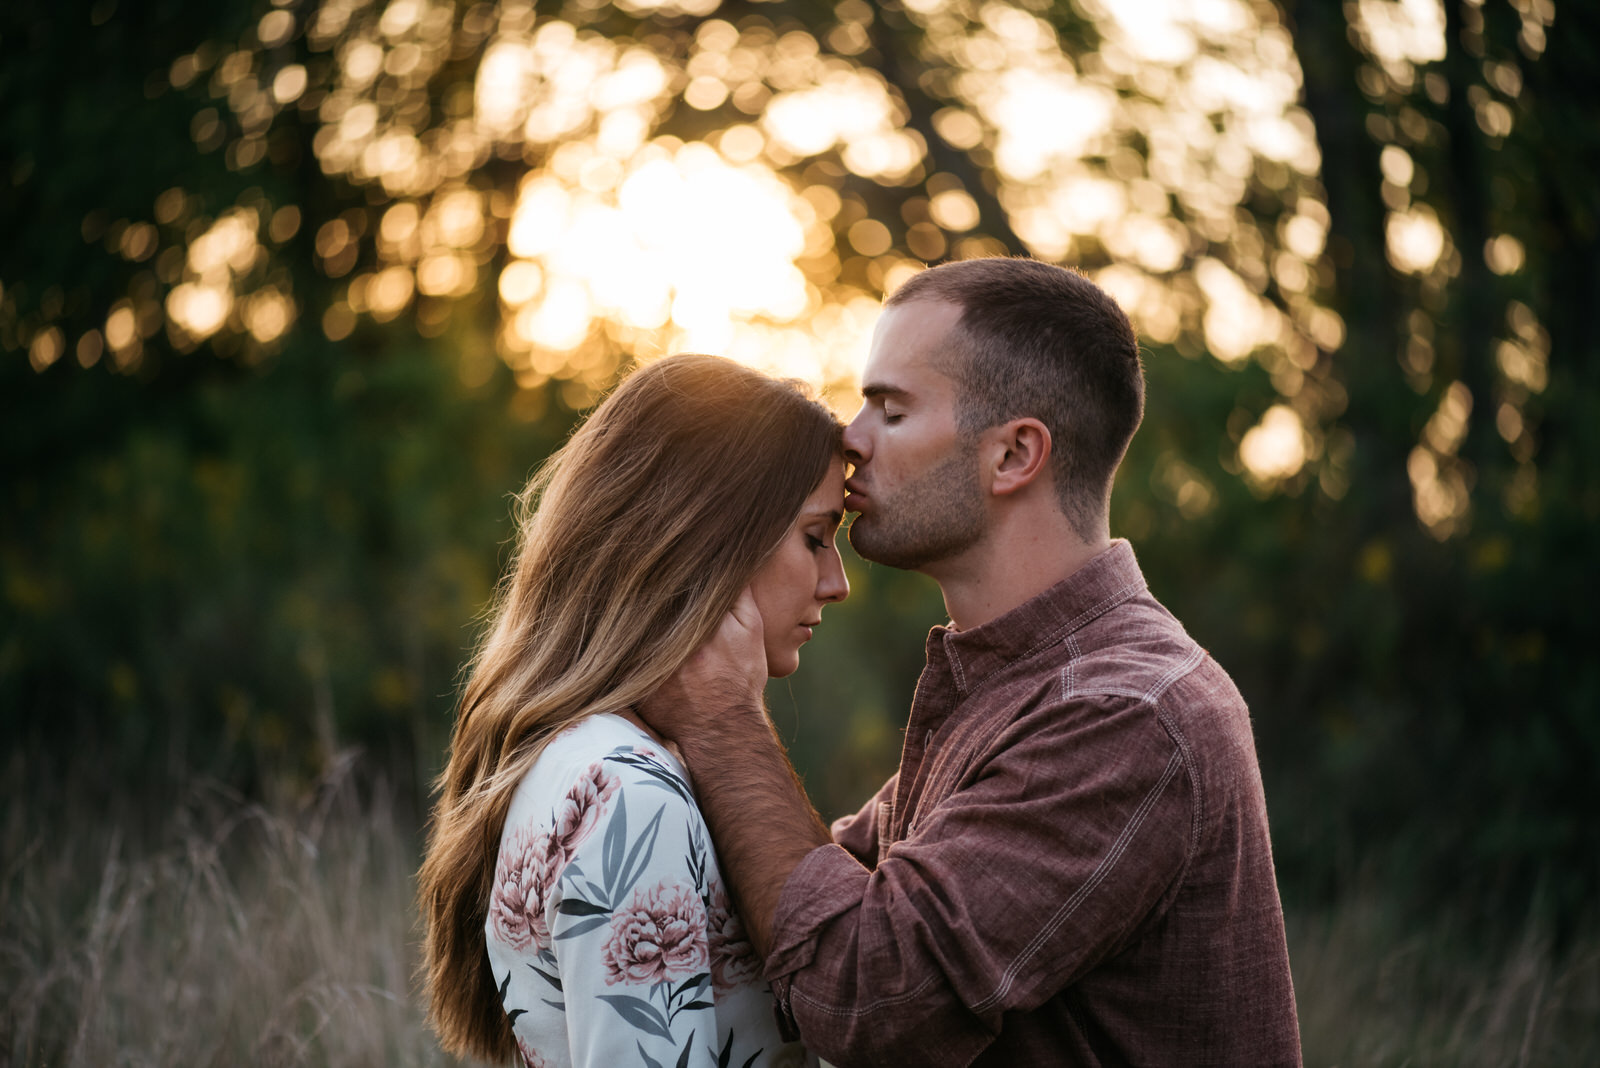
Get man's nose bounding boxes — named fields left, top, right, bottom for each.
left=842, top=410, right=870, bottom=465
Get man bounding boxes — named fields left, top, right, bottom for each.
left=644, top=258, right=1301, bottom=1066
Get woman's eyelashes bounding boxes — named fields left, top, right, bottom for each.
left=805, top=527, right=840, bottom=552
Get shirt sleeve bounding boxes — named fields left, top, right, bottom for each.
left=529, top=756, right=724, bottom=1068
left=828, top=772, right=898, bottom=866
left=764, top=696, right=1194, bottom=1067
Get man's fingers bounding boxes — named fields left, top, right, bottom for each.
left=710, top=586, right=766, bottom=689
left=638, top=590, right=772, bottom=745
left=726, top=586, right=763, bottom=638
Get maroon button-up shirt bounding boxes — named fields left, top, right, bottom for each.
left=765, top=541, right=1301, bottom=1066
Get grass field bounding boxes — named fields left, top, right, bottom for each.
left=3, top=758, right=1595, bottom=1067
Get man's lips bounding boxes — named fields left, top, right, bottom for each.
left=844, top=478, right=868, bottom=510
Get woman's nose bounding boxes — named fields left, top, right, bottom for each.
left=818, top=550, right=849, bottom=603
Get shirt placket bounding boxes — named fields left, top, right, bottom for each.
left=890, top=640, right=961, bottom=844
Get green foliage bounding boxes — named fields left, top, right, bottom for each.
left=2, top=0, right=1597, bottom=943
left=1, top=316, right=575, bottom=792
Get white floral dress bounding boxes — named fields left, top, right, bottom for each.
left=486, top=713, right=812, bottom=1068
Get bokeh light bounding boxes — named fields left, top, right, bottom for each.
left=3, top=0, right=1557, bottom=536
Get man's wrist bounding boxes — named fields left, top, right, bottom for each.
left=674, top=697, right=773, bottom=769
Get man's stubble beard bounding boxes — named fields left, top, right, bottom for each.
left=847, top=440, right=986, bottom=571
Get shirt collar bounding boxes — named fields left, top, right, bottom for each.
left=930, top=539, right=1148, bottom=696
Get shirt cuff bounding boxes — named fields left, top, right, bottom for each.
left=763, top=843, right=872, bottom=1001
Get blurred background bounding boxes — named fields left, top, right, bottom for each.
left=2, top=0, right=1596, bottom=1063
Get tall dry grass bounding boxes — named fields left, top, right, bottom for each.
left=1289, top=886, right=1600, bottom=1066
left=3, top=750, right=1596, bottom=1067
left=0, top=753, right=467, bottom=1068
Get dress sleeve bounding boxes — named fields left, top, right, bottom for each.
left=543, top=754, right=723, bottom=1068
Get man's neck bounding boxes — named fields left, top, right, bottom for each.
left=927, top=512, right=1109, bottom=632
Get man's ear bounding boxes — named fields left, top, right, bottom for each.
left=984, top=418, right=1052, bottom=496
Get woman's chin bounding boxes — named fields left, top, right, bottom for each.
left=765, top=649, right=801, bottom=679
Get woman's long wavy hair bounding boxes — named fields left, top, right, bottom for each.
left=418, top=354, right=841, bottom=1061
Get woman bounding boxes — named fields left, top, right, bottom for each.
left=419, top=354, right=847, bottom=1068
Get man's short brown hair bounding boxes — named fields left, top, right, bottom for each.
left=886, top=258, right=1144, bottom=539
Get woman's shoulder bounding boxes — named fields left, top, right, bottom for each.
left=506, top=714, right=695, bottom=827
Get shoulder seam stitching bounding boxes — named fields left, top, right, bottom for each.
left=972, top=746, right=1186, bottom=1014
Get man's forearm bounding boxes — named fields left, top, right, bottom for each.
left=675, top=702, right=831, bottom=957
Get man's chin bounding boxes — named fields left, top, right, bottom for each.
left=847, top=519, right=909, bottom=569
left=845, top=518, right=878, bottom=561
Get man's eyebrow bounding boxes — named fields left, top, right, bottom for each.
left=860, top=383, right=908, bottom=400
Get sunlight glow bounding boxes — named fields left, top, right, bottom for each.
left=243, top=287, right=295, bottom=343
left=1196, top=257, right=1283, bottom=364
left=907, top=0, right=1331, bottom=387
left=166, top=282, right=231, bottom=340
left=1097, top=0, right=1201, bottom=65
left=498, top=139, right=841, bottom=385
left=365, top=266, right=415, bottom=321
left=1484, top=234, right=1526, bottom=276
left=987, top=69, right=1115, bottom=181
left=1408, top=381, right=1473, bottom=539
left=1105, top=214, right=1187, bottom=272
left=1353, top=0, right=1446, bottom=68
left=1408, top=446, right=1469, bottom=538
left=105, top=305, right=138, bottom=351
left=28, top=326, right=64, bottom=373
left=764, top=69, right=921, bottom=181
left=80, top=0, right=1352, bottom=410
left=1497, top=301, right=1549, bottom=394
left=1387, top=205, right=1446, bottom=274
left=1422, top=380, right=1471, bottom=455
left=1239, top=404, right=1308, bottom=482
left=187, top=209, right=260, bottom=279
left=1095, top=264, right=1181, bottom=345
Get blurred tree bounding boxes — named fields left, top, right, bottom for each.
left=2, top=0, right=1594, bottom=926
left=1253, top=0, right=1599, bottom=928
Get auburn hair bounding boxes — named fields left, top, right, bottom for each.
left=416, top=354, right=840, bottom=1062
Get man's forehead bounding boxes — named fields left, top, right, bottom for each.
left=864, top=300, right=964, bottom=381
left=877, top=296, right=964, bottom=338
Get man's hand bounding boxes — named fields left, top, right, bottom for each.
left=635, top=588, right=831, bottom=958
left=640, top=587, right=768, bottom=744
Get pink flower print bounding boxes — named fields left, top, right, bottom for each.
left=602, top=880, right=709, bottom=987
left=515, top=1034, right=552, bottom=1068
left=489, top=825, right=565, bottom=951
left=553, top=761, right=619, bottom=856
left=706, top=880, right=760, bottom=992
